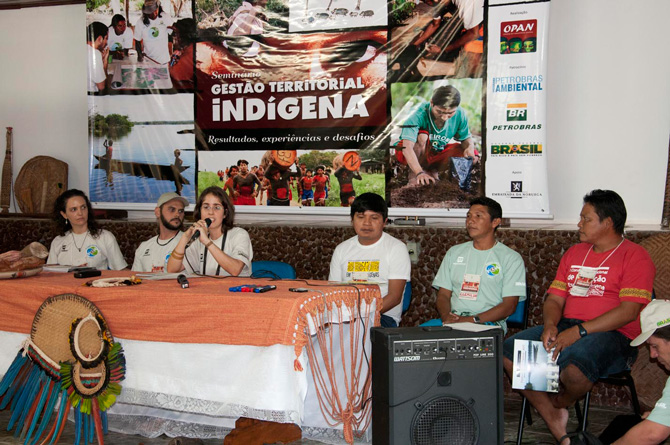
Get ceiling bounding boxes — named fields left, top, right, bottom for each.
left=0, top=0, right=83, bottom=10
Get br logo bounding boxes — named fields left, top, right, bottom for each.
left=507, top=103, right=527, bottom=121
left=86, top=246, right=99, bottom=257
left=486, top=264, right=500, bottom=276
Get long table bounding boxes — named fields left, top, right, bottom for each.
left=0, top=271, right=380, bottom=444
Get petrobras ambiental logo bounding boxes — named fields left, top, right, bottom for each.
left=500, top=19, right=537, bottom=54
left=490, top=144, right=543, bottom=156
left=491, top=75, right=543, bottom=93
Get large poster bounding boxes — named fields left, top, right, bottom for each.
left=86, top=0, right=549, bottom=216
left=86, top=3, right=196, bottom=208
left=485, top=0, right=551, bottom=217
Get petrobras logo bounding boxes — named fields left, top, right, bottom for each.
left=500, top=19, right=537, bottom=55
left=507, top=103, right=527, bottom=121
left=490, top=103, right=542, bottom=131
left=490, top=144, right=543, bottom=156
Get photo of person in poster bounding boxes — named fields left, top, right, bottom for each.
left=88, top=94, right=196, bottom=205
left=387, top=79, right=481, bottom=208
left=87, top=0, right=194, bottom=94
left=390, top=0, right=484, bottom=82
left=198, top=148, right=384, bottom=207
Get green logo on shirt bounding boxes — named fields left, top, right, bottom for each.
left=486, top=264, right=500, bottom=276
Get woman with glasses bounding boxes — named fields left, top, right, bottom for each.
left=167, top=186, right=253, bottom=276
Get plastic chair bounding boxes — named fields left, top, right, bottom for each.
left=251, top=261, right=296, bottom=279
left=402, top=282, right=412, bottom=314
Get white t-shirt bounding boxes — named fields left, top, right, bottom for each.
left=184, top=227, right=253, bottom=276
left=47, top=229, right=127, bottom=270
left=135, top=14, right=174, bottom=64
left=108, top=26, right=134, bottom=51
left=454, top=0, right=484, bottom=30
left=132, top=232, right=184, bottom=272
left=329, top=232, right=411, bottom=325
left=87, top=44, right=106, bottom=92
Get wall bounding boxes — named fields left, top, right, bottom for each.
left=0, top=0, right=669, bottom=224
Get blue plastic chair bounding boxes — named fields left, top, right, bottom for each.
left=251, top=261, right=296, bottom=279
left=402, top=282, right=412, bottom=314
left=507, top=296, right=528, bottom=329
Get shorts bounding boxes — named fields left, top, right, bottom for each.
left=235, top=195, right=256, bottom=205
left=395, top=142, right=464, bottom=167
left=340, top=191, right=355, bottom=206
left=502, top=318, right=638, bottom=383
left=301, top=190, right=314, bottom=200
left=314, top=192, right=326, bottom=200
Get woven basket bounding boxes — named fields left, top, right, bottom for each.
left=14, top=155, right=68, bottom=214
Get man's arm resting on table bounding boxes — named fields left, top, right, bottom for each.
left=381, top=279, right=406, bottom=312
left=613, top=419, right=670, bottom=445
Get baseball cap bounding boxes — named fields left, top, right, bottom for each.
left=630, top=300, right=670, bottom=346
left=157, top=192, right=188, bottom=208
left=142, top=0, right=159, bottom=14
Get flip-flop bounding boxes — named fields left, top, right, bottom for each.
left=558, top=434, right=571, bottom=445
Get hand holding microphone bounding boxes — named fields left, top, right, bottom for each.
left=186, top=218, right=212, bottom=247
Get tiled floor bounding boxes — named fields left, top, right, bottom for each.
left=0, top=397, right=652, bottom=445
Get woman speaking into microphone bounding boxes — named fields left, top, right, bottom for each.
left=167, top=186, right=253, bottom=276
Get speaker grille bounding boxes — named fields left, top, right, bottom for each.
left=411, top=396, right=478, bottom=445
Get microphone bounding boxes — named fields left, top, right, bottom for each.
left=189, top=218, right=212, bottom=244
left=177, top=274, right=189, bottom=289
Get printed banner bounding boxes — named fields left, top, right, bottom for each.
left=85, top=4, right=196, bottom=208
left=85, top=0, right=548, bottom=216
left=485, top=0, right=551, bottom=217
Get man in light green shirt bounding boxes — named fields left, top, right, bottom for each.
left=432, top=196, right=526, bottom=333
left=614, top=300, right=670, bottom=445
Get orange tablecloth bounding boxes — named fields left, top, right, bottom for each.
left=0, top=271, right=380, bottom=357
left=0, top=271, right=380, bottom=442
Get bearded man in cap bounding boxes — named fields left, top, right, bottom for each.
left=132, top=192, right=188, bottom=272
left=613, top=300, right=670, bottom=445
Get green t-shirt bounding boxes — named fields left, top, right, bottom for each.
left=432, top=241, right=526, bottom=333
left=648, top=376, right=670, bottom=427
left=399, top=102, right=471, bottom=152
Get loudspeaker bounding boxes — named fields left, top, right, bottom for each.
left=371, top=326, right=503, bottom=445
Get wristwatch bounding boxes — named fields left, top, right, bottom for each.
left=577, top=323, right=588, bottom=338
left=472, top=316, right=481, bottom=323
